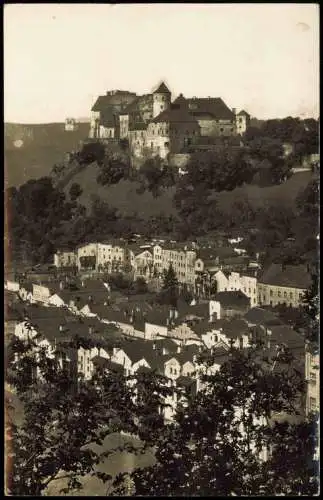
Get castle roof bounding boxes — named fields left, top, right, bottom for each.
left=91, top=92, right=137, bottom=112
left=153, top=82, right=171, bottom=94
left=173, top=97, right=234, bottom=120
left=237, top=110, right=250, bottom=117
left=152, top=107, right=199, bottom=125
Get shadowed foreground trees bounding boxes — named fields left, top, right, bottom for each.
left=6, top=333, right=318, bottom=496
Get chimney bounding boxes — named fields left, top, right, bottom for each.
left=162, top=347, right=167, bottom=355
left=152, top=342, right=156, bottom=350
left=267, top=329, right=272, bottom=349
left=59, top=281, right=64, bottom=291
left=174, top=309, right=179, bottom=319
left=59, top=325, right=64, bottom=332
left=89, top=326, right=93, bottom=334
left=232, top=108, right=237, bottom=115
left=169, top=309, right=174, bottom=319
left=177, top=345, right=181, bottom=354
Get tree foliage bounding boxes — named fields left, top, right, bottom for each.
left=127, top=347, right=319, bottom=496
left=157, top=263, right=179, bottom=308
left=6, top=332, right=319, bottom=496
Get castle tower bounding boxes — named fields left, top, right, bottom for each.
left=152, top=81, right=171, bottom=118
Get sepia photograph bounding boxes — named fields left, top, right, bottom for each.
left=4, top=3, right=319, bottom=496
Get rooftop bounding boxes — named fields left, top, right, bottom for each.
left=215, top=291, right=250, bottom=308
left=259, top=263, right=311, bottom=289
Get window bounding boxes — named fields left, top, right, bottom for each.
left=310, top=372, right=316, bottom=383
left=220, top=128, right=224, bottom=132
left=284, top=291, right=287, bottom=298
left=151, top=142, right=153, bottom=148
left=290, top=292, right=293, bottom=298
left=278, top=291, right=281, bottom=297
left=310, top=397, right=316, bottom=411
left=270, top=290, right=273, bottom=297
left=170, top=367, right=173, bottom=374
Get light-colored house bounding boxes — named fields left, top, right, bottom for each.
left=305, top=342, right=319, bottom=417
left=54, top=250, right=77, bottom=268
left=257, top=264, right=311, bottom=308
left=213, top=270, right=258, bottom=307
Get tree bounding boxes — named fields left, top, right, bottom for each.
left=158, top=264, right=179, bottom=308
left=5, top=335, right=141, bottom=496
left=96, top=153, right=130, bottom=187
left=69, top=183, right=83, bottom=201
left=77, top=141, right=105, bottom=166
left=132, top=277, right=148, bottom=295
left=127, top=346, right=318, bottom=496
left=137, top=157, right=176, bottom=197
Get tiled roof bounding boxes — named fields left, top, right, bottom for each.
left=179, top=97, right=234, bottom=120
left=244, top=307, right=280, bottom=326
left=91, top=92, right=137, bottom=112
left=197, top=247, right=236, bottom=260
left=221, top=318, right=250, bottom=339
left=237, top=110, right=250, bottom=117
left=153, top=82, right=171, bottom=94
left=100, top=108, right=117, bottom=128
left=259, top=263, right=311, bottom=289
left=129, top=122, right=148, bottom=131
left=215, top=291, right=250, bottom=308
left=268, top=325, right=305, bottom=349
left=152, top=107, right=199, bottom=125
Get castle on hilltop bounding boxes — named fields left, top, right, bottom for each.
left=89, top=82, right=250, bottom=159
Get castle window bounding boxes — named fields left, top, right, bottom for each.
left=160, top=105, right=164, bottom=111
left=151, top=142, right=153, bottom=149
left=220, top=128, right=224, bottom=132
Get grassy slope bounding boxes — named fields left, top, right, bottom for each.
left=5, top=122, right=89, bottom=188
left=5, top=121, right=312, bottom=217
left=63, top=163, right=313, bottom=219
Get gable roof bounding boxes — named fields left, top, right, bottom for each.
left=215, top=291, right=250, bottom=309
left=91, top=91, right=137, bottom=112
left=177, top=97, right=234, bottom=120
left=244, top=307, right=280, bottom=326
left=152, top=106, right=199, bottom=126
left=259, top=263, right=311, bottom=289
left=237, top=110, right=250, bottom=117
left=153, top=82, right=171, bottom=94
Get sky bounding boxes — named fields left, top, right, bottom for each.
left=4, top=3, right=319, bottom=123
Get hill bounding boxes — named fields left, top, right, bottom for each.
left=5, top=122, right=89, bottom=188
left=62, top=162, right=313, bottom=219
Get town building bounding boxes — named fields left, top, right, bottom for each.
left=305, top=341, right=319, bottom=417
left=213, top=270, right=258, bottom=306
left=257, top=263, right=311, bottom=308
left=65, top=118, right=78, bottom=132
left=235, top=110, right=250, bottom=135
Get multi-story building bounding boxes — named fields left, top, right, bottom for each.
left=75, top=242, right=127, bottom=271
left=89, top=82, right=248, bottom=160
left=257, top=263, right=311, bottom=308
left=54, top=249, right=77, bottom=268
left=153, top=243, right=197, bottom=288
left=89, top=90, right=137, bottom=140
left=213, top=270, right=258, bottom=307
left=305, top=341, right=320, bottom=417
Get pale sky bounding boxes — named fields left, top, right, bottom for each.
left=4, top=3, right=319, bottom=123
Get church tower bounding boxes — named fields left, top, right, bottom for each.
left=152, top=81, right=171, bottom=118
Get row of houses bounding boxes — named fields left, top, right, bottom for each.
left=7, top=281, right=311, bottom=420
left=88, top=82, right=251, bottom=159
left=53, top=241, right=311, bottom=309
